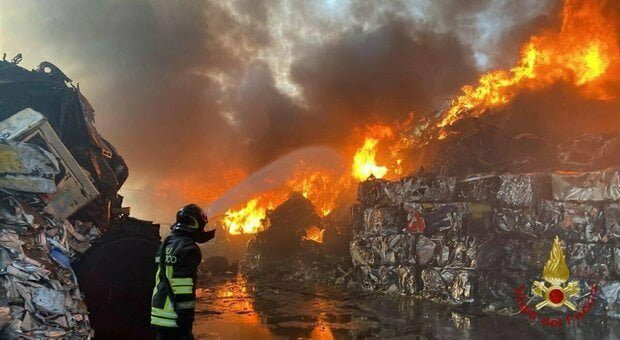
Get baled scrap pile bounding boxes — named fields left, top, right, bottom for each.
left=351, top=169, right=619, bottom=318
left=0, top=141, right=93, bottom=338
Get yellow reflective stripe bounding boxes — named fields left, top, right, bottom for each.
left=166, top=265, right=173, bottom=280
left=151, top=307, right=177, bottom=319
left=171, top=277, right=193, bottom=286
left=151, top=316, right=178, bottom=328
left=172, top=286, right=193, bottom=294
left=176, top=300, right=195, bottom=309
left=163, top=295, right=174, bottom=313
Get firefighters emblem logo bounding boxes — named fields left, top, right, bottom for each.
left=531, top=236, right=580, bottom=311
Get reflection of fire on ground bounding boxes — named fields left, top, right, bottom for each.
left=196, top=274, right=259, bottom=325
left=195, top=274, right=340, bottom=339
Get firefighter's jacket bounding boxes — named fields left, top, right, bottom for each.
left=151, top=230, right=201, bottom=329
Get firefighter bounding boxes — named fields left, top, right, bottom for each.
left=151, top=204, right=215, bottom=339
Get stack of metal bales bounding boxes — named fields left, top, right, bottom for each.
left=351, top=170, right=619, bottom=318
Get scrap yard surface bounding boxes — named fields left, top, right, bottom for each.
left=193, top=275, right=618, bottom=339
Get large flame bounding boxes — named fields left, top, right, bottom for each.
left=222, top=124, right=404, bottom=234
left=352, top=124, right=395, bottom=181
left=223, top=198, right=269, bottom=235
left=352, top=138, right=388, bottom=181
left=438, top=0, right=619, bottom=130
left=542, top=236, right=570, bottom=285
left=285, top=167, right=344, bottom=216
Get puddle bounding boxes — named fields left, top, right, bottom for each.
left=194, top=274, right=620, bottom=339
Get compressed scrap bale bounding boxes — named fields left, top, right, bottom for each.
left=350, top=238, right=375, bottom=268
left=537, top=201, right=606, bottom=242
left=463, top=203, right=493, bottom=236
left=357, top=178, right=390, bottom=207
left=419, top=203, right=466, bottom=236
left=362, top=206, right=406, bottom=236
left=497, top=173, right=550, bottom=206
left=599, top=281, right=620, bottom=319
left=448, top=236, right=478, bottom=269
left=475, top=270, right=532, bottom=313
left=415, top=235, right=437, bottom=266
left=384, top=176, right=455, bottom=205
left=394, top=265, right=417, bottom=294
left=567, top=243, right=613, bottom=280
left=421, top=268, right=473, bottom=304
left=378, top=234, right=409, bottom=265
left=614, top=247, right=620, bottom=278
left=499, top=239, right=537, bottom=272
left=552, top=168, right=620, bottom=202
left=0, top=141, right=59, bottom=194
left=604, top=204, right=620, bottom=240
left=377, top=266, right=399, bottom=293
left=404, top=209, right=426, bottom=233
left=477, top=237, right=549, bottom=272
left=493, top=207, right=538, bottom=236
left=455, top=174, right=499, bottom=202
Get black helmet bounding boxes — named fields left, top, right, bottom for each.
left=172, top=204, right=215, bottom=243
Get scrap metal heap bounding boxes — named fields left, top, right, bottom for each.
left=0, top=57, right=159, bottom=338
left=0, top=138, right=94, bottom=337
left=0, top=56, right=129, bottom=231
left=351, top=134, right=620, bottom=319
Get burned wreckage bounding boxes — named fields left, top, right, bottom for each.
left=0, top=57, right=159, bottom=338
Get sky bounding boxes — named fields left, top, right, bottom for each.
left=0, top=0, right=559, bottom=224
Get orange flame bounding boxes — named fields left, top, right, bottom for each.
left=352, top=124, right=395, bottom=181
left=222, top=124, right=406, bottom=234
left=285, top=167, right=345, bottom=216
left=352, top=138, right=388, bottom=181
left=223, top=198, right=270, bottom=235
left=303, top=226, right=325, bottom=243
left=438, top=0, right=619, bottom=130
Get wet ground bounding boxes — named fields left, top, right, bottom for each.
left=194, top=274, right=619, bottom=339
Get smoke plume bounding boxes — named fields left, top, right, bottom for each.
left=0, top=0, right=562, bottom=223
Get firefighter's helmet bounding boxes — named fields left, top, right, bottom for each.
left=172, top=204, right=215, bottom=243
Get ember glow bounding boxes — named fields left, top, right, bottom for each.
left=438, top=0, right=619, bottom=130
left=303, top=226, right=325, bottom=243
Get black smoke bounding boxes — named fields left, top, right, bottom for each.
left=0, top=0, right=560, bottom=222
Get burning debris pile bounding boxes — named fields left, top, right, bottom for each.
left=350, top=138, right=620, bottom=318
left=243, top=193, right=352, bottom=283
